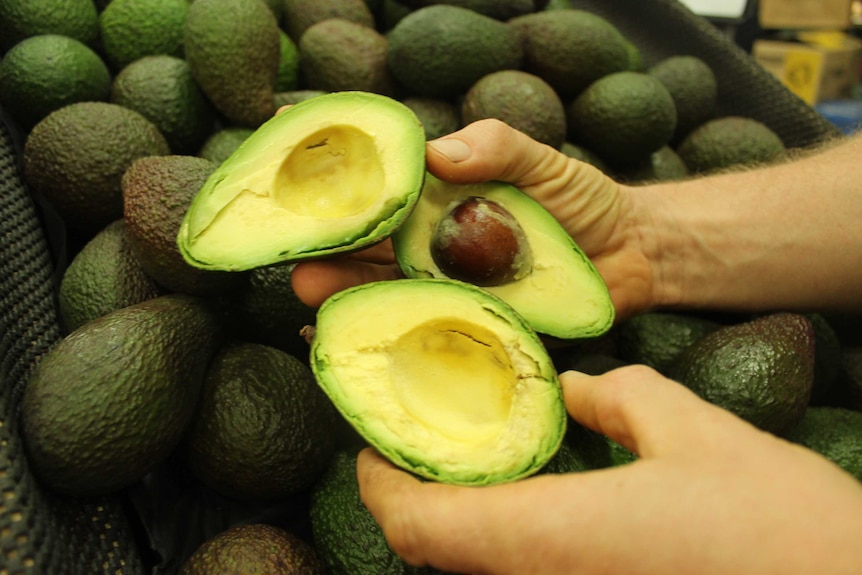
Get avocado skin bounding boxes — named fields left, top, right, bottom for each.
left=785, top=406, right=862, bottom=482
left=618, top=312, right=721, bottom=375
left=179, top=523, right=326, bottom=575
left=648, top=55, right=718, bottom=142
left=184, top=0, right=280, bottom=128
left=21, top=294, right=224, bottom=497
left=392, top=0, right=535, bottom=20
left=668, top=313, right=815, bottom=436
left=58, top=219, right=162, bottom=334
left=386, top=5, right=523, bottom=99
left=310, top=449, right=454, bottom=575
left=676, top=116, right=786, bottom=175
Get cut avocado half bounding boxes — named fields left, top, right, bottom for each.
left=177, top=91, right=426, bottom=271
left=392, top=174, right=614, bottom=340
left=310, top=278, right=567, bottom=485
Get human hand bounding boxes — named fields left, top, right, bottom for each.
left=356, top=366, right=862, bottom=575
left=291, top=119, right=655, bottom=319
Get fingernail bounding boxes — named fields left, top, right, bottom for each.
left=428, top=138, right=472, bottom=163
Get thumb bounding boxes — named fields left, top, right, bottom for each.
left=426, top=118, right=570, bottom=187
left=559, top=366, right=749, bottom=459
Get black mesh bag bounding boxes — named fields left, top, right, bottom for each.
left=0, top=1, right=845, bottom=574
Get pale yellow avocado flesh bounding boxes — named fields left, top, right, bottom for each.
left=178, top=92, right=426, bottom=270
left=393, top=175, right=615, bottom=340
left=311, top=279, right=566, bottom=485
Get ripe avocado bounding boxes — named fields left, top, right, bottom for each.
left=98, top=0, right=189, bottom=70
left=122, top=155, right=246, bottom=296
left=0, top=0, right=99, bottom=52
left=675, top=116, right=786, bottom=174
left=784, top=406, right=862, bottom=482
left=648, top=55, right=718, bottom=142
left=567, top=71, right=678, bottom=167
left=198, top=127, right=254, bottom=164
left=402, top=97, right=462, bottom=140
left=0, top=34, right=111, bottom=131
left=392, top=174, right=615, bottom=340
left=461, top=69, right=567, bottom=149
left=668, top=313, right=815, bottom=435
left=310, top=449, right=453, bottom=575
left=20, top=294, right=224, bottom=497
left=508, top=10, right=630, bottom=99
left=178, top=91, right=426, bottom=271
left=184, top=342, right=338, bottom=501
left=184, top=0, right=280, bottom=128
left=22, top=101, right=170, bottom=236
left=281, top=0, right=374, bottom=42
left=617, top=311, right=720, bottom=375
left=310, top=278, right=567, bottom=485
left=299, top=18, right=398, bottom=96
left=111, top=55, right=217, bottom=155
left=180, top=523, right=326, bottom=575
left=386, top=5, right=524, bottom=99
left=58, top=219, right=162, bottom=334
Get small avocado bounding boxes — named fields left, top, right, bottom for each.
left=386, top=5, right=524, bottom=99
left=567, top=71, right=678, bottom=167
left=310, top=278, right=567, bottom=486
left=98, top=0, right=189, bottom=70
left=668, top=313, right=815, bottom=436
left=58, top=219, right=162, bottom=334
left=178, top=91, right=426, bottom=271
left=180, top=523, right=326, bottom=575
left=275, top=30, right=300, bottom=92
left=299, top=18, right=398, bottom=96
left=508, top=10, right=630, bottom=99
left=185, top=342, right=338, bottom=501
left=617, top=311, right=720, bottom=375
left=785, top=406, right=862, bottom=482
left=311, top=449, right=452, bottom=575
left=198, top=127, right=254, bottom=165
left=229, top=263, right=318, bottom=358
left=21, top=294, right=224, bottom=496
left=123, top=155, right=246, bottom=296
left=392, top=174, right=615, bottom=340
left=22, top=101, right=170, bottom=236
left=0, top=34, right=111, bottom=131
left=675, top=116, right=786, bottom=174
left=648, top=55, right=718, bottom=142
left=461, top=69, right=567, bottom=149
left=184, top=0, right=280, bottom=128
left=281, top=0, right=374, bottom=42
left=111, top=55, right=217, bottom=155
left=402, top=97, right=462, bottom=140
left=0, top=0, right=99, bottom=52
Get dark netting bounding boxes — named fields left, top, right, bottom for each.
left=0, top=1, right=847, bottom=573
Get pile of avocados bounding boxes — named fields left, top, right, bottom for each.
left=1, top=0, right=860, bottom=573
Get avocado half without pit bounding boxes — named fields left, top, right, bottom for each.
left=393, top=174, right=615, bottom=340
left=177, top=91, right=427, bottom=270
left=310, top=278, right=567, bottom=486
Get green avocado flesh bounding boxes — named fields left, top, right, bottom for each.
left=393, top=174, right=614, bottom=340
left=310, top=278, right=567, bottom=485
left=177, top=91, right=426, bottom=270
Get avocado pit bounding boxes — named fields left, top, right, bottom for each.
left=430, top=197, right=532, bottom=287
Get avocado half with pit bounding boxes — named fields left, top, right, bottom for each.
left=392, top=174, right=614, bottom=340
left=177, top=91, right=426, bottom=271
left=310, top=278, right=567, bottom=486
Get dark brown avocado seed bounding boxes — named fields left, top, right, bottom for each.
left=430, top=197, right=532, bottom=287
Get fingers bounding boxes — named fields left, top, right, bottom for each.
left=426, top=118, right=570, bottom=188
left=290, top=259, right=401, bottom=307
left=560, top=366, right=746, bottom=458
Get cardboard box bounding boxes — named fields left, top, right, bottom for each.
left=759, top=0, right=852, bottom=30
left=752, top=35, right=862, bottom=104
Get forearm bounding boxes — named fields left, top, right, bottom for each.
left=635, top=134, right=862, bottom=313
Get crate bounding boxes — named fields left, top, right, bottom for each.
left=759, top=0, right=853, bottom=30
